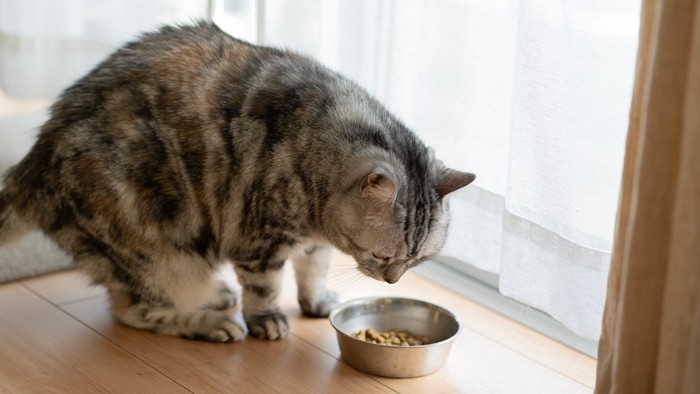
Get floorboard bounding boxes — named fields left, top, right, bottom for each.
left=0, top=284, right=188, bottom=393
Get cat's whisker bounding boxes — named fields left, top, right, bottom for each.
left=347, top=272, right=367, bottom=289
left=333, top=271, right=368, bottom=294
left=323, top=271, right=359, bottom=287
left=327, top=265, right=356, bottom=272
left=325, top=270, right=359, bottom=288
left=326, top=265, right=357, bottom=274
left=327, top=265, right=357, bottom=272
left=326, top=274, right=354, bottom=281
left=323, top=270, right=352, bottom=279
left=324, top=266, right=358, bottom=278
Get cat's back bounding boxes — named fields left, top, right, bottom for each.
left=47, top=22, right=271, bottom=128
left=23, top=22, right=287, bottom=177
left=5, top=23, right=287, bottom=229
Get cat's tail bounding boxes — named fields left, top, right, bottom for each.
left=0, top=188, right=32, bottom=247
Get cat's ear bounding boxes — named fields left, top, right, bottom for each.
left=437, top=169, right=475, bottom=198
left=361, top=172, right=396, bottom=204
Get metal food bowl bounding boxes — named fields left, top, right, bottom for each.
left=329, top=297, right=461, bottom=378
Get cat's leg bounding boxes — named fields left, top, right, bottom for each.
left=202, top=279, right=237, bottom=310
left=233, top=259, right=288, bottom=340
left=75, top=250, right=245, bottom=343
left=291, top=245, right=339, bottom=317
left=109, top=284, right=244, bottom=342
left=200, top=264, right=238, bottom=310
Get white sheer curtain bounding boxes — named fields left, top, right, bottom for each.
left=0, top=0, right=208, bottom=99
left=254, top=0, right=640, bottom=340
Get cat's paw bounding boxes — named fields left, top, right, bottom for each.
left=299, top=291, right=340, bottom=318
left=199, top=319, right=246, bottom=343
left=245, top=311, right=289, bottom=340
left=174, top=311, right=245, bottom=343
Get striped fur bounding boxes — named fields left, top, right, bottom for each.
left=0, top=22, right=474, bottom=342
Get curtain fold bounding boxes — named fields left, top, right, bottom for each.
left=595, top=0, right=700, bottom=392
left=0, top=0, right=208, bottom=99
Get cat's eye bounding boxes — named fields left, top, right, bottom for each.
left=372, top=252, right=392, bottom=263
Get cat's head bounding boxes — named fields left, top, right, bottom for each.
left=325, top=156, right=475, bottom=284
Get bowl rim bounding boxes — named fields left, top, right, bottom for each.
left=328, top=296, right=462, bottom=348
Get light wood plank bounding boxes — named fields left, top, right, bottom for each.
left=0, top=283, right=187, bottom=393
left=62, top=295, right=395, bottom=394
left=22, top=270, right=105, bottom=305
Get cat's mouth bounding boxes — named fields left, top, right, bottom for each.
left=356, top=261, right=384, bottom=282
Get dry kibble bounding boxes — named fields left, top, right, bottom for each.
left=366, top=328, right=379, bottom=340
left=350, top=328, right=430, bottom=346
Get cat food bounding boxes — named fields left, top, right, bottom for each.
left=350, top=328, right=429, bottom=346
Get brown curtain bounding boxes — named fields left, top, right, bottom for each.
left=595, top=0, right=700, bottom=392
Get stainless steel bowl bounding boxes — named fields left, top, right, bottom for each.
left=329, top=297, right=461, bottom=378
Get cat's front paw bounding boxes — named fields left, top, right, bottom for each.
left=299, top=291, right=340, bottom=318
left=175, top=311, right=245, bottom=343
left=245, top=311, right=289, bottom=340
left=202, top=319, right=246, bottom=343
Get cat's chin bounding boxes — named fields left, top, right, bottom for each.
left=356, top=267, right=384, bottom=282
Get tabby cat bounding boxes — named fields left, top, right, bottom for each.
left=0, top=22, right=475, bottom=342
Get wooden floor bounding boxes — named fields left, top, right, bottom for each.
left=0, top=252, right=595, bottom=393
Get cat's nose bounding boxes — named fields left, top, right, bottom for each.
left=383, top=264, right=406, bottom=284
left=384, top=275, right=399, bottom=284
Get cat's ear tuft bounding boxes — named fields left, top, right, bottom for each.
left=437, top=169, right=475, bottom=198
left=362, top=172, right=396, bottom=204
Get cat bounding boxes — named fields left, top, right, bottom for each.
left=0, top=22, right=475, bottom=342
